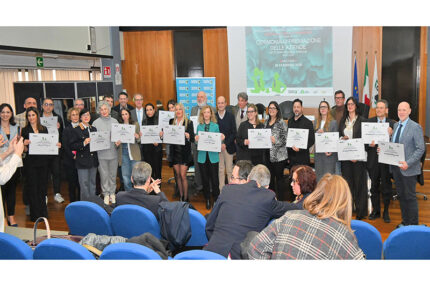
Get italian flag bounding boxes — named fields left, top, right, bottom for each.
left=363, top=56, right=370, bottom=106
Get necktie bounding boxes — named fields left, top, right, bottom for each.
left=240, top=109, right=244, bottom=119
left=394, top=124, right=402, bottom=143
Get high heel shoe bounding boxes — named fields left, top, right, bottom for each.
left=7, top=220, right=18, bottom=227
left=206, top=199, right=211, bottom=210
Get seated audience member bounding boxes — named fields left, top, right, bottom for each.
left=115, top=161, right=168, bottom=220
left=228, top=160, right=253, bottom=186
left=248, top=174, right=365, bottom=260
left=288, top=165, right=317, bottom=209
left=204, top=164, right=292, bottom=259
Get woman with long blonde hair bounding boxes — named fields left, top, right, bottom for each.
left=248, top=174, right=365, bottom=260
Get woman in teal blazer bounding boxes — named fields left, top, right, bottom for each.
left=195, top=105, right=224, bottom=210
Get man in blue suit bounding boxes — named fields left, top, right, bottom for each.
left=391, top=102, right=425, bottom=227
left=204, top=164, right=290, bottom=259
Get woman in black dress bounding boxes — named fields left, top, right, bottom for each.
left=142, top=103, right=163, bottom=180
left=236, top=104, right=264, bottom=165
left=338, top=96, right=368, bottom=220
left=163, top=103, right=195, bottom=201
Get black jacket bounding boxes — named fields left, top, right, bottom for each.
left=216, top=110, right=237, bottom=155
left=62, top=121, right=78, bottom=167
left=167, top=118, right=195, bottom=166
left=236, top=120, right=265, bottom=163
left=70, top=123, right=99, bottom=169
left=287, top=115, right=315, bottom=167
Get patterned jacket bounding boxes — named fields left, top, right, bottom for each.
left=264, top=119, right=288, bottom=163
left=248, top=210, right=365, bottom=260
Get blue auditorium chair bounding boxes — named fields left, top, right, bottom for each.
left=351, top=220, right=383, bottom=259
left=174, top=249, right=227, bottom=260
left=33, top=238, right=95, bottom=260
left=110, top=205, right=161, bottom=239
left=65, top=201, right=113, bottom=236
left=186, top=209, right=208, bottom=247
left=383, top=225, right=430, bottom=259
left=0, top=232, right=33, bottom=259
left=99, top=242, right=162, bottom=260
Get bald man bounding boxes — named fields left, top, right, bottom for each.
left=391, top=102, right=425, bottom=227
left=216, top=96, right=237, bottom=191
left=15, top=97, right=38, bottom=129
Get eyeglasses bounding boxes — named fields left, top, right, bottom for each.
left=246, top=110, right=256, bottom=114
left=319, top=106, right=328, bottom=109
left=335, top=97, right=344, bottom=100
left=75, top=103, right=84, bottom=106
left=230, top=175, right=242, bottom=181
left=268, top=107, right=277, bottom=110
left=347, top=103, right=355, bottom=106
left=43, top=103, right=54, bottom=107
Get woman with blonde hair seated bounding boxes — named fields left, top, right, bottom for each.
left=248, top=174, right=365, bottom=260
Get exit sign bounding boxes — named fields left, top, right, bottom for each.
left=36, top=57, right=44, bottom=68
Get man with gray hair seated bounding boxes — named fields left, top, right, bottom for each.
left=204, top=164, right=291, bottom=259
left=115, top=161, right=168, bottom=220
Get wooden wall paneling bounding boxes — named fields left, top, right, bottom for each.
left=352, top=27, right=382, bottom=118
left=419, top=26, right=427, bottom=129
left=122, top=31, right=176, bottom=110
left=203, top=28, right=230, bottom=105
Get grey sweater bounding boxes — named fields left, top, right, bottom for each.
left=93, top=115, right=119, bottom=160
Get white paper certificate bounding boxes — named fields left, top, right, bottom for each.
left=286, top=128, right=309, bottom=149
left=337, top=139, right=366, bottom=161
left=158, top=111, right=175, bottom=128
left=378, top=142, right=405, bottom=166
left=89, top=131, right=111, bottom=152
left=163, top=125, right=185, bottom=145
left=140, top=125, right=162, bottom=144
left=40, top=116, right=58, bottom=134
left=248, top=129, right=272, bottom=149
left=361, top=122, right=390, bottom=144
left=197, top=131, right=221, bottom=152
left=190, top=116, right=198, bottom=134
left=315, top=132, right=339, bottom=153
left=111, top=123, right=135, bottom=144
left=29, top=133, right=58, bottom=155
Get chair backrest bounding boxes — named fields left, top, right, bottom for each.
left=351, top=220, right=383, bottom=259
left=99, top=242, right=162, bottom=260
left=186, top=209, right=208, bottom=246
left=65, top=201, right=113, bottom=236
left=279, top=100, right=294, bottom=120
left=174, top=250, right=227, bottom=260
left=383, top=225, right=430, bottom=259
left=0, top=232, right=33, bottom=259
left=33, top=238, right=95, bottom=260
left=111, top=205, right=161, bottom=239
left=255, top=103, right=266, bottom=117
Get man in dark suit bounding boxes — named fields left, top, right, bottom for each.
left=216, top=96, right=237, bottom=191
left=391, top=102, right=425, bottom=227
left=204, top=164, right=290, bottom=259
left=116, top=161, right=168, bottom=221
left=366, top=99, right=395, bottom=223
left=113, top=91, right=134, bottom=114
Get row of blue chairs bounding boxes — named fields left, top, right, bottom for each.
left=64, top=201, right=208, bottom=247
left=0, top=233, right=226, bottom=259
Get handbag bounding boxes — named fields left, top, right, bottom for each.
left=26, top=217, right=83, bottom=249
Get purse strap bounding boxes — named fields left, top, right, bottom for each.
left=31, top=217, right=51, bottom=246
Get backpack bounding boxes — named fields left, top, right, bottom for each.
left=157, top=201, right=191, bottom=252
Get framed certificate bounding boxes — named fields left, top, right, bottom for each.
left=158, top=111, right=175, bottom=128
left=378, top=142, right=405, bottom=166
left=29, top=133, right=58, bottom=155
left=163, top=125, right=185, bottom=145
left=286, top=128, right=309, bottom=149
left=140, top=125, right=162, bottom=144
left=361, top=122, right=390, bottom=144
left=89, top=131, right=111, bottom=152
left=111, top=123, right=135, bottom=144
left=248, top=129, right=272, bottom=149
left=315, top=132, right=339, bottom=153
left=337, top=138, right=366, bottom=161
left=40, top=116, right=58, bottom=134
left=197, top=131, right=221, bottom=152
left=190, top=116, right=199, bottom=134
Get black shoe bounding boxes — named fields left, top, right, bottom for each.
left=383, top=210, right=391, bottom=223
left=356, top=215, right=366, bottom=220
left=368, top=212, right=381, bottom=220
left=396, top=223, right=405, bottom=229
left=206, top=199, right=211, bottom=210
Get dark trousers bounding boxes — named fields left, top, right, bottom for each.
left=341, top=161, right=368, bottom=218
left=27, top=166, right=49, bottom=221
left=368, top=162, right=392, bottom=213
left=21, top=165, right=29, bottom=205
left=198, top=154, right=219, bottom=202
left=266, top=159, right=287, bottom=201
left=65, top=164, right=80, bottom=202
left=1, top=170, right=19, bottom=216
left=46, top=155, right=61, bottom=195
left=392, top=167, right=419, bottom=225
left=144, top=147, right=163, bottom=180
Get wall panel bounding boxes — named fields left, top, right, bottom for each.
left=203, top=28, right=230, bottom=105
left=122, top=31, right=175, bottom=109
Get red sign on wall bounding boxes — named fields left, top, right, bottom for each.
left=103, top=66, right=111, bottom=78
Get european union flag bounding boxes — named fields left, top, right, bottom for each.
left=353, top=56, right=359, bottom=101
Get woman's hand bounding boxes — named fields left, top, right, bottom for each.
left=56, top=142, right=62, bottom=148
left=325, top=152, right=332, bottom=157
left=135, top=133, right=140, bottom=139
left=159, top=131, right=163, bottom=137
left=195, top=135, right=199, bottom=142
left=342, top=136, right=349, bottom=140
left=115, top=140, right=121, bottom=147
left=221, top=133, right=225, bottom=141
left=153, top=143, right=158, bottom=146
left=84, top=138, right=91, bottom=146
left=270, top=136, right=275, bottom=144
left=185, top=132, right=190, bottom=140
left=317, top=129, right=324, bottom=134
left=292, top=146, right=299, bottom=152
left=0, top=134, right=6, bottom=147
left=24, top=139, right=31, bottom=146
left=244, top=139, right=249, bottom=146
